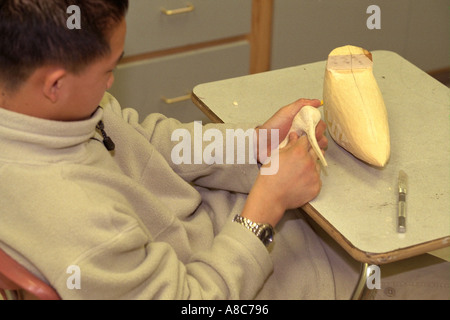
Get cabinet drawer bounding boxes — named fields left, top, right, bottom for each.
left=109, top=41, right=250, bottom=123
left=271, top=0, right=450, bottom=72
left=125, top=0, right=252, bottom=55
left=271, top=0, right=410, bottom=69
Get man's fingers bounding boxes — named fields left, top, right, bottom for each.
left=296, top=98, right=323, bottom=108
left=288, top=135, right=323, bottom=173
left=284, top=131, right=299, bottom=147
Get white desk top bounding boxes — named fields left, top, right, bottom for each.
left=192, top=51, right=450, bottom=264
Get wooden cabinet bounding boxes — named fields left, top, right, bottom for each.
left=271, top=0, right=450, bottom=74
left=111, top=41, right=249, bottom=123
left=109, top=0, right=252, bottom=123
left=124, top=0, right=252, bottom=55
left=109, top=0, right=449, bottom=123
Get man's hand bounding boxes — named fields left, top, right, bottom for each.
left=255, top=98, right=327, bottom=163
left=243, top=98, right=328, bottom=227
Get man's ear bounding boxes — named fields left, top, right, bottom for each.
left=42, top=68, right=67, bottom=103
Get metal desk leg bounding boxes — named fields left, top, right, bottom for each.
left=351, top=263, right=369, bottom=300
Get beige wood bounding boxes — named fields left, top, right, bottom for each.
left=279, top=106, right=328, bottom=167
left=191, top=95, right=224, bottom=124
left=249, top=0, right=274, bottom=74
left=323, top=45, right=390, bottom=167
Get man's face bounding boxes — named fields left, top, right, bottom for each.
left=62, top=18, right=126, bottom=121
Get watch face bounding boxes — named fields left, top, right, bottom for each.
left=261, top=227, right=274, bottom=246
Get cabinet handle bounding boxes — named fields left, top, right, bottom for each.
left=161, top=3, right=195, bottom=16
left=162, top=94, right=192, bottom=105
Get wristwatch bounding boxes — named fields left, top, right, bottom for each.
left=232, top=215, right=274, bottom=246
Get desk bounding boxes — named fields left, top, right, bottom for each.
left=192, top=51, right=450, bottom=270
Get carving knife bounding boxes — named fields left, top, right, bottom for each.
left=397, top=170, right=408, bottom=233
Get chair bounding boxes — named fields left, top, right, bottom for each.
left=0, top=248, right=60, bottom=300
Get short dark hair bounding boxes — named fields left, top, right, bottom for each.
left=0, top=0, right=128, bottom=91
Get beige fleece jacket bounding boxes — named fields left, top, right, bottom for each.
left=0, top=93, right=335, bottom=300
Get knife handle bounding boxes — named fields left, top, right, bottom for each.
left=397, top=196, right=406, bottom=233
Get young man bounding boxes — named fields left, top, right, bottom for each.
left=0, top=0, right=448, bottom=300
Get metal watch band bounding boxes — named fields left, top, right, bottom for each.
left=232, top=215, right=274, bottom=246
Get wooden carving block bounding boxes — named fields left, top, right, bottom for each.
left=323, top=45, right=390, bottom=167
